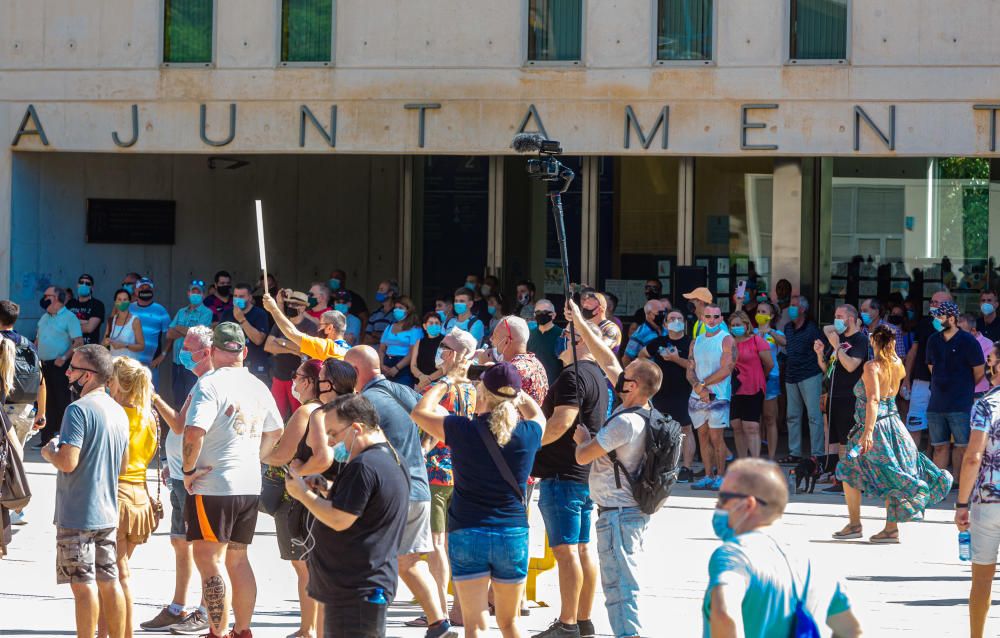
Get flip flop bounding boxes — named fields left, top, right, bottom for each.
left=832, top=524, right=863, bottom=540
left=869, top=530, right=900, bottom=544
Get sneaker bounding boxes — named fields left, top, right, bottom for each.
left=677, top=467, right=693, bottom=484
left=531, top=620, right=581, bottom=638
left=577, top=618, right=595, bottom=638
left=821, top=483, right=844, bottom=494
left=691, top=476, right=716, bottom=490
left=169, top=610, right=210, bottom=634
left=425, top=619, right=459, bottom=638
left=140, top=607, right=187, bottom=630
left=9, top=510, right=26, bottom=526
left=711, top=476, right=724, bottom=491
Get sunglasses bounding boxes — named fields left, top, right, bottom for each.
left=67, top=363, right=98, bottom=374
left=190, top=279, right=205, bottom=287
left=704, top=314, right=722, bottom=319
left=716, top=491, right=768, bottom=508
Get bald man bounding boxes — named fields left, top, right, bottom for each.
left=703, top=459, right=862, bottom=638
left=342, top=346, right=458, bottom=638
left=623, top=300, right=666, bottom=365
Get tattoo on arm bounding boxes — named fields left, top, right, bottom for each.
left=204, top=574, right=226, bottom=630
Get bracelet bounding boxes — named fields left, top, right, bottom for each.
left=182, top=467, right=198, bottom=476
left=956, top=502, right=970, bottom=509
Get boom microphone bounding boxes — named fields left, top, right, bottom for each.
left=511, top=133, right=547, bottom=153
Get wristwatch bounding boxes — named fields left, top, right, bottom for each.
left=956, top=501, right=969, bottom=509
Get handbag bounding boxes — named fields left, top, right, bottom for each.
left=144, top=411, right=164, bottom=531
left=259, top=465, right=286, bottom=516
left=0, top=408, right=31, bottom=512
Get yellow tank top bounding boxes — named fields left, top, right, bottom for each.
left=120, top=405, right=158, bottom=484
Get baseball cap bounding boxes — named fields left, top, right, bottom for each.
left=78, top=273, right=94, bottom=284
left=441, top=328, right=478, bottom=361
left=286, top=290, right=309, bottom=305
left=481, top=362, right=522, bottom=399
left=332, top=290, right=352, bottom=303
left=136, top=277, right=154, bottom=290
left=213, top=322, right=246, bottom=352
left=683, top=287, right=713, bottom=305
left=930, top=301, right=960, bottom=318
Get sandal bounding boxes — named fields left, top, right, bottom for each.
left=777, top=455, right=802, bottom=465
left=869, top=529, right=900, bottom=544
left=832, top=523, right=863, bottom=540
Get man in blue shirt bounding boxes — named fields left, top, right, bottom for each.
left=131, top=278, right=171, bottom=387
left=35, top=286, right=83, bottom=445
left=221, top=283, right=271, bottom=384
left=445, top=288, right=486, bottom=347
left=782, top=296, right=825, bottom=461
left=927, top=301, right=985, bottom=493
left=704, top=459, right=861, bottom=638
left=164, top=280, right=214, bottom=406
left=623, top=299, right=666, bottom=364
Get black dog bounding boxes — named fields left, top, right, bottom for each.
left=790, top=454, right=840, bottom=494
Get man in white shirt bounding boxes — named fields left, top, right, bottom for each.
left=182, top=322, right=283, bottom=638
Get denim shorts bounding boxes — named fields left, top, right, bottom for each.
left=168, top=478, right=187, bottom=538
left=538, top=479, right=593, bottom=546
left=927, top=411, right=971, bottom=447
left=448, top=526, right=530, bottom=583
left=765, top=376, right=781, bottom=401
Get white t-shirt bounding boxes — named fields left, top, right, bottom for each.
left=589, top=405, right=647, bottom=508
left=186, top=367, right=283, bottom=496
left=165, top=394, right=192, bottom=479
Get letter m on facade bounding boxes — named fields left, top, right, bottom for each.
left=624, top=106, right=669, bottom=150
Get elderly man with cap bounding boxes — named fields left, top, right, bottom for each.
left=623, top=299, right=666, bottom=365
left=927, top=300, right=986, bottom=489
left=262, top=290, right=350, bottom=363
left=66, top=273, right=105, bottom=345
left=132, top=277, right=171, bottom=386
left=263, top=290, right=317, bottom=419
left=182, top=322, right=284, bottom=638
left=164, top=279, right=214, bottom=407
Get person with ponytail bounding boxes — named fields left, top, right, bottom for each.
left=105, top=356, right=159, bottom=638
left=413, top=362, right=546, bottom=638
left=832, top=324, right=953, bottom=544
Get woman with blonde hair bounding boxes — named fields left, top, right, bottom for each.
left=833, top=324, right=953, bottom=544
left=413, top=362, right=546, bottom=638
left=100, top=356, right=159, bottom=638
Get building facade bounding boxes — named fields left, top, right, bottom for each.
left=4, top=0, right=1000, bottom=328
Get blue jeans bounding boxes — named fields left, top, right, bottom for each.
left=448, top=526, right=530, bottom=583
left=596, top=507, right=649, bottom=638
left=538, top=479, right=593, bottom=546
left=785, top=373, right=825, bottom=457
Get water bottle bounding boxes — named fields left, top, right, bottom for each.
left=959, top=531, right=972, bottom=562
left=367, top=587, right=388, bottom=605
left=787, top=470, right=797, bottom=495
left=847, top=445, right=862, bottom=459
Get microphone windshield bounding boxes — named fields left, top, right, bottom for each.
left=511, top=133, right=546, bottom=153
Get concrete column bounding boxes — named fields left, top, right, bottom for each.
left=677, top=157, right=694, bottom=265
left=580, top=157, right=599, bottom=286
left=487, top=156, right=504, bottom=278
left=771, top=158, right=804, bottom=292
left=0, top=146, right=10, bottom=298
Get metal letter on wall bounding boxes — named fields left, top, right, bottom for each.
left=299, top=105, right=337, bottom=148
left=404, top=103, right=441, bottom=148
left=112, top=104, right=140, bottom=148
left=10, top=104, right=49, bottom=146
left=974, top=104, right=1000, bottom=152
left=516, top=104, right=549, bottom=139
left=854, top=105, right=896, bottom=151
left=624, top=105, right=669, bottom=150
left=199, top=103, right=237, bottom=147
left=740, top=104, right=779, bottom=150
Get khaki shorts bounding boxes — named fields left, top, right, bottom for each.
left=56, top=527, right=118, bottom=585
left=429, top=485, right=453, bottom=534
left=398, top=500, right=433, bottom=556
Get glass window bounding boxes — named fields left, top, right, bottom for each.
left=789, top=0, right=848, bottom=61
left=527, top=0, right=582, bottom=63
left=657, top=0, right=713, bottom=62
left=163, top=0, right=213, bottom=64
left=281, top=0, right=333, bottom=64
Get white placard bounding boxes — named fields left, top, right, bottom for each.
left=255, top=200, right=268, bottom=287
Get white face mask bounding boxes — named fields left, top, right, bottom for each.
left=492, top=347, right=504, bottom=363
left=434, top=348, right=445, bottom=369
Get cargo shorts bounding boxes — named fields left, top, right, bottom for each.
left=56, top=527, right=118, bottom=585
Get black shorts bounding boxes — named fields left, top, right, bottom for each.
left=828, top=397, right=856, bottom=446
left=731, top=391, right=764, bottom=423
left=185, top=494, right=259, bottom=545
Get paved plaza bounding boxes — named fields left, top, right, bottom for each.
left=0, top=449, right=990, bottom=637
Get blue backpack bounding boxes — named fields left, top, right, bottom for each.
left=771, top=537, right=821, bottom=638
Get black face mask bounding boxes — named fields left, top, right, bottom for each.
left=535, top=313, right=554, bottom=326
left=39, top=297, right=52, bottom=311
left=615, top=374, right=632, bottom=395
left=69, top=373, right=88, bottom=399
left=216, top=285, right=232, bottom=297
left=137, top=290, right=154, bottom=302
left=888, top=315, right=904, bottom=326
left=285, top=305, right=300, bottom=318
left=307, top=295, right=319, bottom=309
left=645, top=290, right=659, bottom=301
left=581, top=307, right=596, bottom=320
left=653, top=311, right=667, bottom=325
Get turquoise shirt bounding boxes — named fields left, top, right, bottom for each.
left=169, top=304, right=214, bottom=363
left=702, top=530, right=851, bottom=638
left=446, top=315, right=486, bottom=346
left=129, top=302, right=171, bottom=365
left=36, top=306, right=82, bottom=360
left=380, top=326, right=423, bottom=357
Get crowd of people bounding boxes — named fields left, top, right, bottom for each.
left=7, top=266, right=1000, bottom=636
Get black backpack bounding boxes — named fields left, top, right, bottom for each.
left=5, top=334, right=41, bottom=403
left=608, top=405, right=683, bottom=515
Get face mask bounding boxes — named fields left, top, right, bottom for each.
left=757, top=294, right=768, bottom=303
left=328, top=278, right=341, bottom=291
left=535, top=313, right=554, bottom=326
left=454, top=302, right=468, bottom=315
left=907, top=310, right=916, bottom=321
left=188, top=293, right=203, bottom=306
left=69, top=373, right=88, bottom=399
left=788, top=306, right=800, bottom=320
left=581, top=307, right=596, bottom=320
left=137, top=290, right=154, bottom=302
left=743, top=294, right=752, bottom=303
left=115, top=301, right=130, bottom=312
left=426, top=324, right=442, bottom=338
left=437, top=310, right=448, bottom=323
left=77, top=284, right=91, bottom=297
left=833, top=318, right=847, bottom=334
left=234, top=298, right=248, bottom=310
left=307, top=294, right=319, bottom=309
left=39, top=297, right=52, bottom=311
left=291, top=385, right=303, bottom=402
left=285, top=305, right=300, bottom=318
left=667, top=320, right=685, bottom=333
left=481, top=284, right=492, bottom=296
left=712, top=509, right=736, bottom=542
left=392, top=308, right=406, bottom=321
left=731, top=325, right=747, bottom=337
left=216, top=285, right=232, bottom=297
left=614, top=374, right=631, bottom=395
left=888, top=315, right=904, bottom=326
left=528, top=321, right=538, bottom=330
left=755, top=314, right=770, bottom=327
left=122, top=283, right=135, bottom=294
left=704, top=324, right=721, bottom=335
left=332, top=303, right=348, bottom=315
left=375, top=291, right=388, bottom=303
left=488, top=306, right=498, bottom=317
left=984, top=303, right=996, bottom=316
left=333, top=430, right=357, bottom=463
left=518, top=293, right=530, bottom=304
left=933, top=317, right=945, bottom=332
left=860, top=312, right=873, bottom=326
left=179, top=350, right=198, bottom=371
left=434, top=348, right=445, bottom=368
left=645, top=290, right=658, bottom=300
left=492, top=347, right=504, bottom=362
left=653, top=311, right=667, bottom=326
left=464, top=282, right=477, bottom=291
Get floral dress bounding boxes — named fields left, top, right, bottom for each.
left=424, top=381, right=476, bottom=487
left=836, top=379, right=953, bottom=522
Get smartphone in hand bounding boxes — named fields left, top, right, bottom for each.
left=735, top=280, right=747, bottom=301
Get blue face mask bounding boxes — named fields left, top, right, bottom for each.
left=454, top=302, right=468, bottom=315
left=788, top=306, right=800, bottom=320
left=464, top=282, right=476, bottom=291
left=188, top=293, right=203, bottom=306
left=933, top=317, right=945, bottom=332
left=375, top=291, right=388, bottom=303
left=528, top=321, right=538, bottom=330
left=907, top=310, right=916, bottom=321
left=333, top=441, right=351, bottom=464
left=705, top=324, right=721, bottom=335
left=731, top=325, right=746, bottom=337
left=833, top=318, right=847, bottom=334
left=234, top=297, right=248, bottom=310
left=488, top=306, right=497, bottom=316
left=983, top=303, right=996, bottom=316
left=335, top=303, right=350, bottom=314
left=392, top=308, right=406, bottom=321
left=178, top=350, right=198, bottom=371
left=328, top=278, right=341, bottom=291
left=437, top=310, right=448, bottom=323
left=667, top=320, right=685, bottom=333
left=77, top=284, right=91, bottom=297
left=426, top=324, right=442, bottom=338
left=860, top=312, right=873, bottom=326
left=712, top=509, right=736, bottom=542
